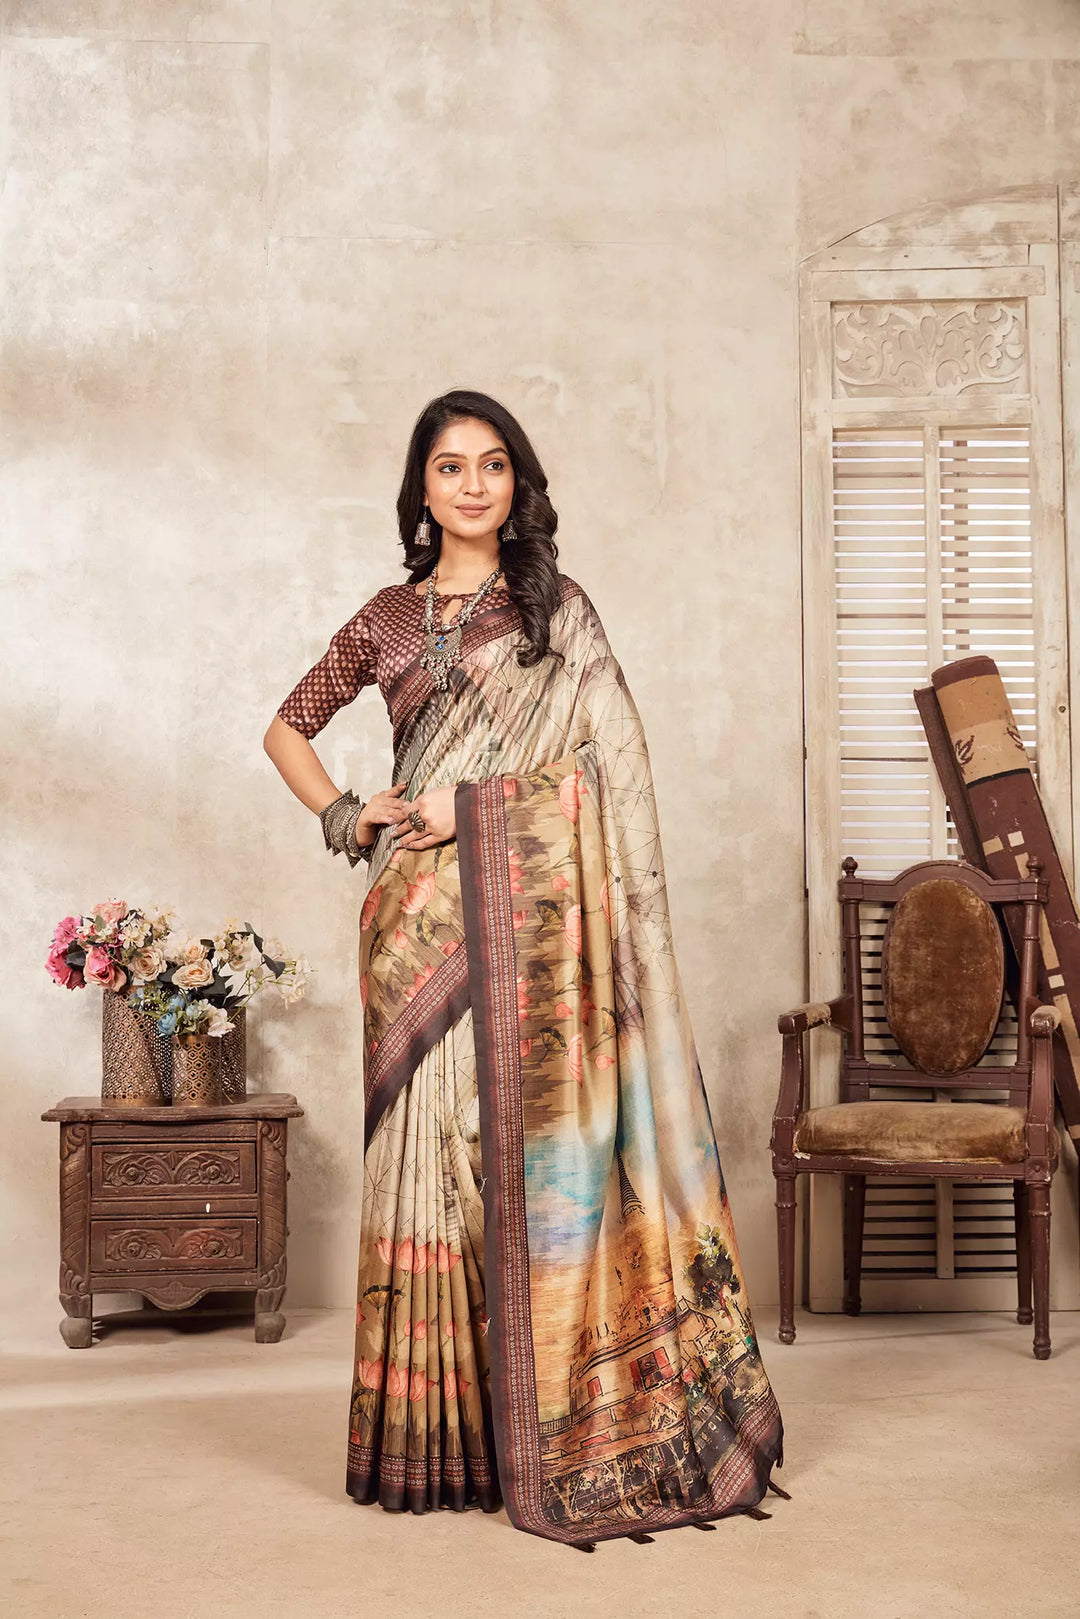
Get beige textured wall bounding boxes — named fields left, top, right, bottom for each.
left=5, top=1, right=1080, bottom=1318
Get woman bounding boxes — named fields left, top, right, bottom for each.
left=264, top=389, right=783, bottom=1549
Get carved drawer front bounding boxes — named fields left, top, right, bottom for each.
left=90, top=1217, right=258, bottom=1273
left=91, top=1141, right=256, bottom=1198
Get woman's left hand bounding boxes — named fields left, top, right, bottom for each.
left=391, top=784, right=457, bottom=852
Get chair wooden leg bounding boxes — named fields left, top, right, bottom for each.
left=776, top=1173, right=797, bottom=1344
left=1029, top=1181, right=1051, bottom=1360
left=1013, top=1180, right=1032, bottom=1326
left=842, top=1174, right=866, bottom=1317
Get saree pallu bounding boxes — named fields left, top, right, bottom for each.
left=346, top=580, right=783, bottom=1545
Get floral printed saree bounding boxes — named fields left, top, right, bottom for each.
left=345, top=575, right=783, bottom=1546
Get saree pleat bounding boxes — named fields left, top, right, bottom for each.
left=347, top=1006, right=500, bottom=1513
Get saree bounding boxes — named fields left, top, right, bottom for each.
left=345, top=575, right=783, bottom=1546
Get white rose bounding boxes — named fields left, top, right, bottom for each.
left=261, top=936, right=286, bottom=961
left=227, top=935, right=258, bottom=971
left=172, top=959, right=214, bottom=991
left=204, top=1005, right=235, bottom=1038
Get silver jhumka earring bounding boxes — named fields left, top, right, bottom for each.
left=502, top=517, right=518, bottom=543
left=414, top=505, right=432, bottom=547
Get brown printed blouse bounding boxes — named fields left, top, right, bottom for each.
left=276, top=579, right=517, bottom=739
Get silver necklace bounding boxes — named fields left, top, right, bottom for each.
left=419, top=565, right=504, bottom=691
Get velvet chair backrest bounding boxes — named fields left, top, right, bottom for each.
left=881, top=878, right=1005, bottom=1076
left=836, top=857, right=1044, bottom=1108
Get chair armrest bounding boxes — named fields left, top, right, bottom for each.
left=777, top=995, right=851, bottom=1036
left=1026, top=1004, right=1059, bottom=1151
left=1030, top=1005, right=1061, bottom=1038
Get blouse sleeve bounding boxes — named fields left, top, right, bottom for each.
left=275, top=593, right=381, bottom=739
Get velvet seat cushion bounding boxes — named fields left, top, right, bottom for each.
left=794, top=1101, right=1057, bottom=1164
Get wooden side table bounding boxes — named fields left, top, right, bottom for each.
left=40, top=1094, right=304, bottom=1348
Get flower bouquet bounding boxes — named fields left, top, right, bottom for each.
left=47, top=902, right=311, bottom=1106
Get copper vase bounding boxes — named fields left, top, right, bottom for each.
left=219, top=1006, right=247, bottom=1103
left=101, top=990, right=167, bottom=1106
left=171, top=1032, right=222, bottom=1106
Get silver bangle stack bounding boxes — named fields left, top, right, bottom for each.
left=319, top=788, right=374, bottom=867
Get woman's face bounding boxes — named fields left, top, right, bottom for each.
left=424, top=416, right=515, bottom=545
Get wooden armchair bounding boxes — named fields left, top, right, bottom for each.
left=771, top=855, right=1060, bottom=1359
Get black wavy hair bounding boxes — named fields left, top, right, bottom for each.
left=396, top=388, right=563, bottom=668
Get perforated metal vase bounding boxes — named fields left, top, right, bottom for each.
left=171, top=1032, right=222, bottom=1107
left=101, top=990, right=168, bottom=1106
left=218, top=1006, right=247, bottom=1104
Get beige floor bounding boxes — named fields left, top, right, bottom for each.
left=1, top=1300, right=1076, bottom=1619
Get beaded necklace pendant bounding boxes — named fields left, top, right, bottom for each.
left=419, top=566, right=503, bottom=691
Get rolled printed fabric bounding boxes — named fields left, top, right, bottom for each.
left=920, top=656, right=1080, bottom=1136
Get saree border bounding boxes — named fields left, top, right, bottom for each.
left=363, top=944, right=471, bottom=1147
left=456, top=773, right=783, bottom=1546
left=388, top=601, right=524, bottom=753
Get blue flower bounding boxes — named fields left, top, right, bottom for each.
left=156, top=1012, right=178, bottom=1036
left=167, top=994, right=185, bottom=1011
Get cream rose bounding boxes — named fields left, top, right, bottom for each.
left=129, top=944, right=166, bottom=982
left=172, top=959, right=214, bottom=991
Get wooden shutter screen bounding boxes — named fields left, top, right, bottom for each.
left=799, top=185, right=1075, bottom=1313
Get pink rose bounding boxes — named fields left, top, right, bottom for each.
left=92, top=900, right=127, bottom=927
left=84, top=947, right=126, bottom=992
left=46, top=942, right=84, bottom=991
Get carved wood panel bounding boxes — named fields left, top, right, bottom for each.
left=832, top=299, right=1027, bottom=398
left=90, top=1217, right=257, bottom=1272
left=91, top=1142, right=256, bottom=1196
